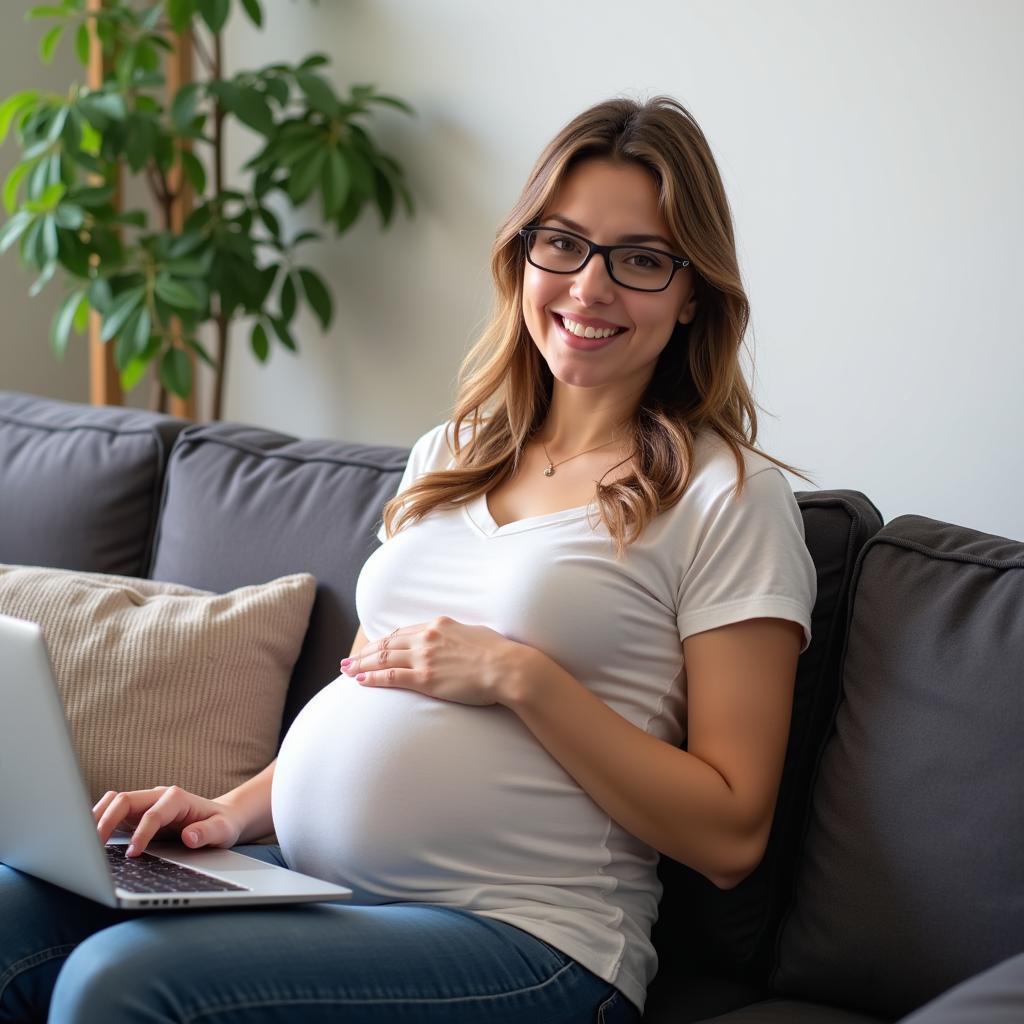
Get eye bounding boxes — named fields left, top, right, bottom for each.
left=620, top=249, right=669, bottom=271
left=546, top=233, right=583, bottom=254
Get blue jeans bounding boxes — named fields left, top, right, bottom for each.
left=0, top=845, right=640, bottom=1023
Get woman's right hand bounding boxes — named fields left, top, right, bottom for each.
left=93, top=785, right=244, bottom=858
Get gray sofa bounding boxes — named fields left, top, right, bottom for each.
left=1, top=389, right=1020, bottom=1023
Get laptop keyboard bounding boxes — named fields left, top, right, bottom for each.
left=104, top=844, right=249, bottom=893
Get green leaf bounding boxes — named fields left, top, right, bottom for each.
left=168, top=0, right=198, bottom=33
left=120, top=354, right=149, bottom=392
left=74, top=22, right=89, bottom=65
left=257, top=204, right=279, bottom=237
left=197, top=0, right=229, bottom=33
left=287, top=147, right=325, bottom=205
left=86, top=276, right=111, bottom=310
left=251, top=320, right=269, bottom=362
left=114, top=308, right=141, bottom=369
left=72, top=291, right=90, bottom=332
left=180, top=150, right=206, bottom=193
left=295, top=71, right=339, bottom=119
left=26, top=5, right=71, bottom=18
left=71, top=184, right=114, bottom=207
left=298, top=267, right=332, bottom=330
left=373, top=166, right=394, bottom=227
left=39, top=25, right=64, bottom=64
left=343, top=145, right=375, bottom=201
left=171, top=82, right=202, bottom=131
left=0, top=90, right=39, bottom=144
left=228, top=87, right=274, bottom=136
left=29, top=259, right=57, bottom=296
left=184, top=335, right=216, bottom=368
left=19, top=215, right=44, bottom=264
left=160, top=346, right=193, bottom=398
left=100, top=284, right=146, bottom=342
left=168, top=231, right=205, bottom=257
left=3, top=163, right=32, bottom=214
left=29, top=181, right=66, bottom=211
left=280, top=272, right=296, bottom=323
left=51, top=287, right=86, bottom=358
left=54, top=202, right=83, bottom=229
left=322, top=146, right=349, bottom=219
left=263, top=75, right=288, bottom=107
left=240, top=0, right=263, bottom=27
left=40, top=214, right=58, bottom=261
left=269, top=315, right=296, bottom=351
left=298, top=53, right=330, bottom=69
left=155, top=273, right=204, bottom=310
left=367, top=93, right=416, bottom=117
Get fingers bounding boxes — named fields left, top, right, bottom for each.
left=123, top=786, right=194, bottom=857
left=94, top=787, right=166, bottom=847
left=340, top=629, right=410, bottom=674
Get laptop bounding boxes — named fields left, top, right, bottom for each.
left=0, top=612, right=351, bottom=909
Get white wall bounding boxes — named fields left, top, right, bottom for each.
left=3, top=1, right=1022, bottom=540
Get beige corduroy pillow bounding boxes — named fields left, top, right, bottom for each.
left=0, top=563, right=316, bottom=805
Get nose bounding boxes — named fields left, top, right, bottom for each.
left=568, top=252, right=616, bottom=306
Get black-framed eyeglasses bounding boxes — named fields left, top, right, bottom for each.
left=519, top=225, right=690, bottom=293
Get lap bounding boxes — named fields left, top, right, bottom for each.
left=1, top=851, right=636, bottom=1024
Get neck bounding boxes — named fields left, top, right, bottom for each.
left=538, top=383, right=637, bottom=453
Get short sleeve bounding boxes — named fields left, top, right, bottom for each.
left=675, top=467, right=817, bottom=653
left=375, top=422, right=454, bottom=543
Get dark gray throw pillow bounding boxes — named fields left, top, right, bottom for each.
left=772, top=516, right=1024, bottom=1021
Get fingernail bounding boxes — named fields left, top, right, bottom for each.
left=126, top=844, right=137, bottom=857
left=340, top=659, right=352, bottom=669
left=355, top=673, right=366, bottom=681
left=186, top=830, right=199, bottom=845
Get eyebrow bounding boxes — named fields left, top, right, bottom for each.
left=543, top=214, right=676, bottom=250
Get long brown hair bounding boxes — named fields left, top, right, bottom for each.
left=382, top=95, right=815, bottom=557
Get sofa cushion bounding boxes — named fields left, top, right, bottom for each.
left=897, top=951, right=1024, bottom=1024
left=0, top=392, right=187, bottom=577
left=695, top=998, right=887, bottom=1024
left=148, top=423, right=408, bottom=738
left=772, top=515, right=1024, bottom=1020
left=0, top=563, right=315, bottom=807
left=647, top=489, right=884, bottom=1015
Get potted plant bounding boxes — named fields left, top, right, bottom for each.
left=0, top=0, right=415, bottom=418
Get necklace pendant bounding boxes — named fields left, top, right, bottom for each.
left=543, top=464, right=555, bottom=477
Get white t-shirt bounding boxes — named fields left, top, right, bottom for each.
left=271, top=421, right=817, bottom=1014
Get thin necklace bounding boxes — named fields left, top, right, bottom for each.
left=539, top=436, right=622, bottom=477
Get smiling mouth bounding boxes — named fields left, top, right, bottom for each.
left=551, top=312, right=628, bottom=350
left=554, top=313, right=627, bottom=339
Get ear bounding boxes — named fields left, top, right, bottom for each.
left=677, top=293, right=697, bottom=326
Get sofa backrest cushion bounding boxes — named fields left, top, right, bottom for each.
left=0, top=392, right=187, bottom=577
left=646, top=489, right=884, bottom=1020
left=772, top=515, right=1024, bottom=1021
left=148, top=422, right=408, bottom=738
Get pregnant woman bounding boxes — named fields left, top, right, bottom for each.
left=0, top=95, right=816, bottom=1024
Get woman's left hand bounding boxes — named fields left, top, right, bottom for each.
left=339, top=616, right=533, bottom=707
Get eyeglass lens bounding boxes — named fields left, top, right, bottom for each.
left=526, top=228, right=675, bottom=291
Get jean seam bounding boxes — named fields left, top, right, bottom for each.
left=597, top=989, right=617, bottom=1023
left=0, top=943, right=77, bottom=1003
left=182, top=958, right=578, bottom=1022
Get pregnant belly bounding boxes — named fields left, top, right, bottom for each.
left=271, top=678, right=602, bottom=900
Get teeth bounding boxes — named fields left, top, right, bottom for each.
left=560, top=315, right=622, bottom=339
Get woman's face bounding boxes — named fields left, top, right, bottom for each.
left=521, top=158, right=697, bottom=397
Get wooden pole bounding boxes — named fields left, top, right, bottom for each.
left=165, top=27, right=196, bottom=420
left=86, top=0, right=121, bottom=407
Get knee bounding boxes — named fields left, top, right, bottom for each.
left=49, top=921, right=179, bottom=1024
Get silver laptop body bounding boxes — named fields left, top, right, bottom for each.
left=0, top=613, right=351, bottom=909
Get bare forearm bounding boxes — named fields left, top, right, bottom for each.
left=215, top=758, right=276, bottom=844
left=501, top=649, right=753, bottom=889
